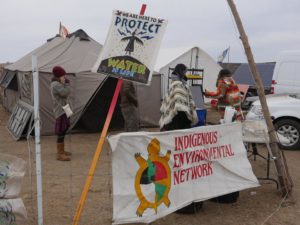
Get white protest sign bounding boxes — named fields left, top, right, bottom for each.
left=108, top=122, right=259, bottom=224
left=92, top=10, right=167, bottom=84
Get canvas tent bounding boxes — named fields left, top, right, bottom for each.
left=156, top=46, right=222, bottom=105
left=1, top=29, right=162, bottom=137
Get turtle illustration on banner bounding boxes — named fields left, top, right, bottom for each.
left=134, top=138, right=171, bottom=217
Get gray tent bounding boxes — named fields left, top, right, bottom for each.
left=0, top=30, right=162, bottom=137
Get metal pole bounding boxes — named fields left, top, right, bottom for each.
left=227, top=46, right=230, bottom=63
left=226, top=0, right=292, bottom=196
left=32, top=55, right=44, bottom=225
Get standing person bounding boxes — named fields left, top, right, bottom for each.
left=159, top=63, right=202, bottom=214
left=204, top=68, right=242, bottom=121
left=120, top=80, right=139, bottom=132
left=50, top=66, right=72, bottom=161
left=204, top=68, right=242, bottom=203
left=159, top=63, right=198, bottom=131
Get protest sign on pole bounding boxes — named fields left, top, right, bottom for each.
left=108, top=123, right=259, bottom=224
left=92, top=10, right=167, bottom=84
left=74, top=6, right=168, bottom=224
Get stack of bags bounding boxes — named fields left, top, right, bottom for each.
left=0, top=153, right=27, bottom=225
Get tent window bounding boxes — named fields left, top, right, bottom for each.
left=20, top=72, right=32, bottom=102
left=0, top=70, right=18, bottom=91
left=7, top=100, right=33, bottom=140
left=0, top=69, right=7, bottom=81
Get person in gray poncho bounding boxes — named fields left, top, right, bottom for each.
left=159, top=63, right=198, bottom=131
left=160, top=63, right=202, bottom=214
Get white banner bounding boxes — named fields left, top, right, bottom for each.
left=108, top=123, right=259, bottom=224
left=92, top=10, right=167, bottom=84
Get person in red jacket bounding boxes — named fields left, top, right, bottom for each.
left=205, top=69, right=242, bottom=204
left=205, top=69, right=242, bottom=121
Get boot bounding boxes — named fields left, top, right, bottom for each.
left=61, top=142, right=72, bottom=156
left=57, top=143, right=70, bottom=161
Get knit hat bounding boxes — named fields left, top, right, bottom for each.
left=52, top=66, right=66, bottom=78
left=219, top=69, right=232, bottom=77
left=174, top=63, right=187, bottom=75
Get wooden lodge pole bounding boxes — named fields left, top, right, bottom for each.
left=226, top=0, right=292, bottom=196
left=72, top=79, right=123, bottom=225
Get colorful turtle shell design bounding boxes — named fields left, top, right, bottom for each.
left=134, top=138, right=171, bottom=217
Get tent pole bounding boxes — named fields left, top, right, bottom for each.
left=227, top=46, right=230, bottom=63
left=72, top=5, right=147, bottom=225
left=226, top=0, right=292, bottom=196
left=32, top=55, right=44, bottom=225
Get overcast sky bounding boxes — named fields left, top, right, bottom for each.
left=1, top=0, right=300, bottom=63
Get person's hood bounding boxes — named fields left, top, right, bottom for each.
left=171, top=73, right=187, bottom=84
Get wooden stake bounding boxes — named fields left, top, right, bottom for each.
left=140, top=4, right=147, bottom=15
left=72, top=79, right=123, bottom=225
left=226, top=0, right=292, bottom=196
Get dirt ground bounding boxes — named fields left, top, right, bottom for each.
left=0, top=104, right=299, bottom=225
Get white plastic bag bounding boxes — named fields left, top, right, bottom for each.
left=62, top=104, right=73, bottom=118
left=224, top=106, right=237, bottom=123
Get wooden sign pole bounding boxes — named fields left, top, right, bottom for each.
left=72, top=5, right=147, bottom=225
left=72, top=79, right=123, bottom=225
left=226, top=0, right=292, bottom=196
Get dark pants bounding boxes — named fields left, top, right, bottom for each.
left=161, top=111, right=191, bottom=131
left=55, top=114, right=70, bottom=143
left=121, top=104, right=139, bottom=132
left=57, top=130, right=66, bottom=143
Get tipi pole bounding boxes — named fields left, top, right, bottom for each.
left=32, top=55, right=44, bottom=225
left=226, top=0, right=292, bottom=196
left=72, top=5, right=147, bottom=225
left=72, top=79, right=123, bottom=225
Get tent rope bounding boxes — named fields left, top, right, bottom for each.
left=260, top=190, right=290, bottom=225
